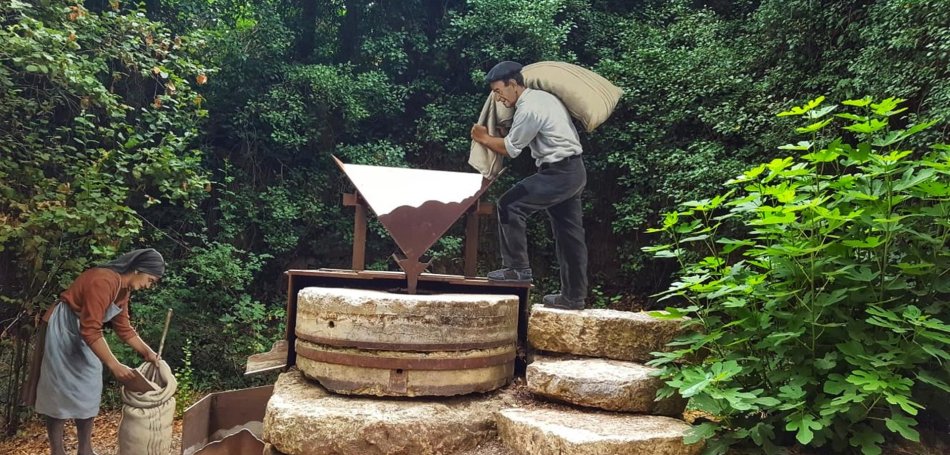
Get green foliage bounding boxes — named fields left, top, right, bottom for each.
left=589, top=284, right=623, bottom=309
left=414, top=93, right=483, bottom=167
left=445, top=0, right=578, bottom=79
left=214, top=163, right=329, bottom=255
left=589, top=0, right=950, bottom=293
left=0, top=0, right=209, bottom=305
left=135, top=241, right=284, bottom=387
left=336, top=140, right=407, bottom=167
left=238, top=64, right=406, bottom=152
left=645, top=97, right=949, bottom=453
left=173, top=338, right=201, bottom=416
left=852, top=1, right=950, bottom=127
left=427, top=235, right=463, bottom=273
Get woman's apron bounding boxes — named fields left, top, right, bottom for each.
left=33, top=298, right=123, bottom=419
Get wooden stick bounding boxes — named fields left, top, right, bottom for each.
left=157, top=309, right=173, bottom=358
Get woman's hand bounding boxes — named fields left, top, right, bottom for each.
left=143, top=351, right=160, bottom=363
left=109, top=362, right=137, bottom=383
left=126, top=335, right=159, bottom=363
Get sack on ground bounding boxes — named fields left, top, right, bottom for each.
left=118, top=360, right=177, bottom=455
left=522, top=61, right=623, bottom=132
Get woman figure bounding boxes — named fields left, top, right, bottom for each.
left=24, top=248, right=165, bottom=455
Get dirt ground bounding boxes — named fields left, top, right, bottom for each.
left=0, top=410, right=182, bottom=455
left=0, top=409, right=516, bottom=455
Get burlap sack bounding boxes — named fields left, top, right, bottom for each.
left=118, top=360, right=177, bottom=455
left=467, top=61, right=622, bottom=177
left=522, top=61, right=623, bottom=132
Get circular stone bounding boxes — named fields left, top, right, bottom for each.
left=296, top=287, right=519, bottom=351
left=296, top=340, right=515, bottom=397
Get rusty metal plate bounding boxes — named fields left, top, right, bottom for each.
left=334, top=157, right=494, bottom=292
left=181, top=385, right=273, bottom=455
left=244, top=340, right=288, bottom=375
left=295, top=341, right=516, bottom=370
left=315, top=375, right=512, bottom=397
left=294, top=331, right=514, bottom=352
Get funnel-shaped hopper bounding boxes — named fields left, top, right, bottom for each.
left=335, top=157, right=494, bottom=291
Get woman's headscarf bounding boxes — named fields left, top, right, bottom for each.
left=98, top=248, right=166, bottom=277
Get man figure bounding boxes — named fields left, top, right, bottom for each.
left=470, top=60, right=588, bottom=310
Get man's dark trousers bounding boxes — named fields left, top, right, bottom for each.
left=497, top=156, right=588, bottom=301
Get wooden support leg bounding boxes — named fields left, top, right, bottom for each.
left=464, top=203, right=479, bottom=278
left=344, top=192, right=367, bottom=271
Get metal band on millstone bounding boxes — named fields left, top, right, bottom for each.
left=296, top=287, right=519, bottom=352
left=296, top=340, right=516, bottom=397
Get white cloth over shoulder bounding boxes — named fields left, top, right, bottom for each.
left=468, top=94, right=513, bottom=179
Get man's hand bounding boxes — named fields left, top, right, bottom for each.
left=471, top=124, right=510, bottom=157
left=471, top=124, right=489, bottom=143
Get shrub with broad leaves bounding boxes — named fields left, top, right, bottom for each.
left=645, top=97, right=949, bottom=454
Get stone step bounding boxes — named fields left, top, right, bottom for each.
left=264, top=441, right=514, bottom=455
left=528, top=306, right=685, bottom=362
left=496, top=407, right=703, bottom=455
left=263, top=369, right=514, bottom=455
left=527, top=356, right=686, bottom=415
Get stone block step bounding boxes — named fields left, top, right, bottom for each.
left=496, top=407, right=703, bottom=455
left=528, top=306, right=685, bottom=362
left=527, top=356, right=686, bottom=415
left=264, top=441, right=514, bottom=455
left=263, top=370, right=512, bottom=455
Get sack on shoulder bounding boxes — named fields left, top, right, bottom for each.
left=522, top=61, right=623, bottom=132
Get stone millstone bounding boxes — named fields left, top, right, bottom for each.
left=495, top=408, right=703, bottom=455
left=296, top=339, right=515, bottom=397
left=296, top=287, right=519, bottom=351
left=263, top=370, right=510, bottom=455
left=526, top=356, right=686, bottom=415
left=528, top=306, right=685, bottom=362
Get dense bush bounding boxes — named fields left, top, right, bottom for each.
left=0, top=0, right=209, bottom=303
left=645, top=97, right=948, bottom=454
left=0, top=0, right=223, bottom=430
left=589, top=0, right=949, bottom=292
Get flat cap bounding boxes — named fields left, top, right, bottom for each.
left=485, top=61, right=524, bottom=83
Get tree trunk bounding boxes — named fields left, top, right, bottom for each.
left=296, top=0, right=319, bottom=61
left=338, top=0, right=363, bottom=64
